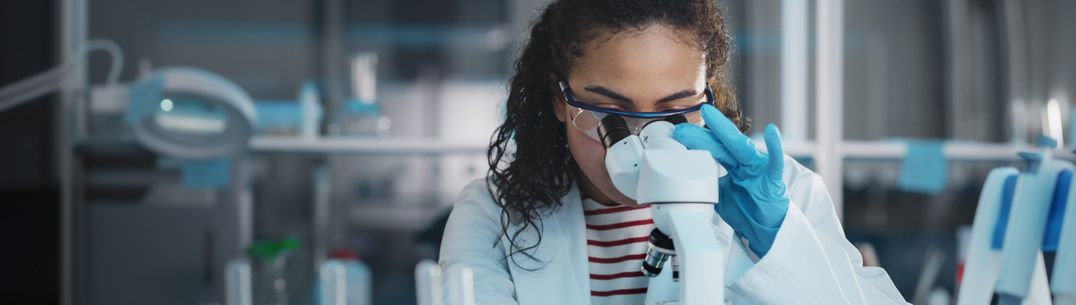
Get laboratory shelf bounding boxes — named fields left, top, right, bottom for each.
left=249, top=136, right=488, bottom=155
left=250, top=136, right=1076, bottom=162
left=840, top=140, right=1075, bottom=161
left=253, top=136, right=819, bottom=156
left=346, top=204, right=449, bottom=232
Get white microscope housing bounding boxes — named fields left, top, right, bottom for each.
left=602, top=115, right=727, bottom=305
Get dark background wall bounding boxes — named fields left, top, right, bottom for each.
left=0, top=1, right=60, bottom=304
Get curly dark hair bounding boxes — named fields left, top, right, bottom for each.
left=486, top=0, right=749, bottom=268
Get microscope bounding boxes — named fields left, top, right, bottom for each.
left=600, top=114, right=727, bottom=305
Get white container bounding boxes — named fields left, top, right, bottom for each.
left=225, top=258, right=252, bottom=305
left=318, top=254, right=372, bottom=305
left=299, top=82, right=322, bottom=139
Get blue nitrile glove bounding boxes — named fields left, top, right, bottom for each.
left=672, top=104, right=789, bottom=257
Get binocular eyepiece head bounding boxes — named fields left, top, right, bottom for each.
left=596, top=114, right=689, bottom=149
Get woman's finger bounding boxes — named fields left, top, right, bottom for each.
left=699, top=104, right=760, bottom=165
left=763, top=124, right=784, bottom=179
left=673, top=123, right=738, bottom=167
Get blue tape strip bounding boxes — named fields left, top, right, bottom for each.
left=1043, top=170, right=1071, bottom=251
left=181, top=158, right=231, bottom=189
left=124, top=76, right=165, bottom=125
left=898, top=140, right=947, bottom=194
left=254, top=100, right=301, bottom=131
left=992, top=174, right=1019, bottom=250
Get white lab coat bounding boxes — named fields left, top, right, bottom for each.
left=439, top=155, right=908, bottom=305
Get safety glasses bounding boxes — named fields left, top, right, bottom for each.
left=558, top=81, right=714, bottom=142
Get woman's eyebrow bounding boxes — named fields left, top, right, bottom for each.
left=584, top=86, right=634, bottom=105
left=655, top=90, right=699, bottom=104
left=584, top=86, right=699, bottom=105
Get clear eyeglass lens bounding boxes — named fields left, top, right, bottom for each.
left=569, top=105, right=707, bottom=141
left=570, top=108, right=600, bottom=132
left=683, top=110, right=703, bottom=125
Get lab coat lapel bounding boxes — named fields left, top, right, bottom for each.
left=560, top=185, right=592, bottom=303
left=503, top=184, right=590, bottom=305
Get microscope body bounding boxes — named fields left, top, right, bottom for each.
left=603, top=118, right=727, bottom=305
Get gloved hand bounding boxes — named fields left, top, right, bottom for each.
left=672, top=104, right=789, bottom=257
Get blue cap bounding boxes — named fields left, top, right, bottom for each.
left=1035, top=135, right=1058, bottom=149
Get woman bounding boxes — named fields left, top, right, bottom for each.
left=439, top=0, right=908, bottom=304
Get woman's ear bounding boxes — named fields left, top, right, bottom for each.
left=552, top=93, right=567, bottom=123
left=551, top=81, right=567, bottom=123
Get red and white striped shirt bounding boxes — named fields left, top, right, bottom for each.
left=583, top=199, right=654, bottom=305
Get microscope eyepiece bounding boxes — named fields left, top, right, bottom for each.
left=597, top=115, right=632, bottom=149
left=662, top=114, right=688, bottom=125
left=637, top=114, right=688, bottom=135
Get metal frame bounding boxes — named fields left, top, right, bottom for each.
left=815, top=0, right=845, bottom=216
left=59, top=0, right=88, bottom=304
left=780, top=0, right=808, bottom=143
